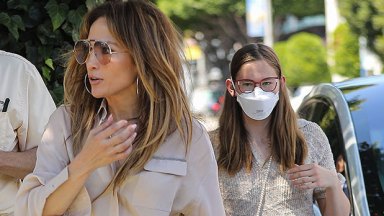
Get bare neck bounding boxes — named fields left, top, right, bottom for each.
left=106, top=96, right=139, bottom=121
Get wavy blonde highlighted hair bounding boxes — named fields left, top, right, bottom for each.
left=217, top=43, right=307, bottom=175
left=64, top=0, right=192, bottom=188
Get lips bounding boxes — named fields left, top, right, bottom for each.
left=88, top=74, right=103, bottom=85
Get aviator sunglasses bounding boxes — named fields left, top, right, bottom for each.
left=73, top=40, right=128, bottom=65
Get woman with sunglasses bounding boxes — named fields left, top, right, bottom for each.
left=209, top=43, right=350, bottom=215
left=15, top=1, right=225, bottom=215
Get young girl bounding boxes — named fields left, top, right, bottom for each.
left=210, top=43, right=350, bottom=215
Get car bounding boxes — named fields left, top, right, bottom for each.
left=297, top=75, right=384, bottom=216
left=290, top=85, right=314, bottom=111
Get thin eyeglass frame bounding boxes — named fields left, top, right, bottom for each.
left=235, top=76, right=279, bottom=93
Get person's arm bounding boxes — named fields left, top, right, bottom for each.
left=316, top=174, right=350, bottom=216
left=15, top=110, right=136, bottom=216
left=0, top=59, right=55, bottom=179
left=17, top=58, right=56, bottom=153
left=183, top=126, right=225, bottom=216
left=0, top=147, right=37, bottom=179
left=189, top=164, right=226, bottom=216
left=42, top=116, right=136, bottom=215
left=6, top=60, right=56, bottom=180
left=287, top=122, right=350, bottom=216
left=287, top=163, right=350, bottom=216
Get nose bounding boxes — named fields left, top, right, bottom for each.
left=253, top=86, right=264, bottom=94
left=86, top=49, right=99, bottom=71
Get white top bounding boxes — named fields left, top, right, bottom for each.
left=0, top=50, right=56, bottom=214
left=15, top=103, right=225, bottom=216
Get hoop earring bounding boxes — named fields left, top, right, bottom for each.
left=136, top=78, right=139, bottom=95
left=84, top=74, right=91, bottom=94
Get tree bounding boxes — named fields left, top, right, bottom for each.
left=156, top=0, right=325, bottom=79
left=332, top=23, right=360, bottom=78
left=272, top=0, right=324, bottom=18
left=339, top=0, right=384, bottom=63
left=0, top=0, right=102, bottom=104
left=274, top=32, right=330, bottom=88
left=157, top=0, right=250, bottom=79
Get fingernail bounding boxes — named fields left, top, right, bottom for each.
left=108, top=114, right=113, bottom=121
left=130, top=124, right=137, bottom=130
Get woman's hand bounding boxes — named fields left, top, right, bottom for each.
left=72, top=115, right=137, bottom=176
left=286, top=164, right=340, bottom=190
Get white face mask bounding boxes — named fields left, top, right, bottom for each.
left=233, top=82, right=279, bottom=120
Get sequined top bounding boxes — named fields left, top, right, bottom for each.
left=210, top=119, right=344, bottom=216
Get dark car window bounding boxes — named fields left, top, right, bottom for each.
left=340, top=83, right=384, bottom=215
left=298, top=98, right=343, bottom=156
left=298, top=97, right=352, bottom=200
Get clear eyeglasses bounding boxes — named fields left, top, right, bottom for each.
left=235, top=77, right=279, bottom=93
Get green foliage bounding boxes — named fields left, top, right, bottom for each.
left=0, top=0, right=98, bottom=104
left=0, top=12, right=25, bottom=39
left=339, top=0, right=384, bottom=63
left=45, top=0, right=69, bottom=31
left=158, top=0, right=323, bottom=22
left=157, top=0, right=249, bottom=79
left=156, top=0, right=246, bottom=39
left=157, top=0, right=245, bottom=18
left=272, top=0, right=324, bottom=18
left=157, top=0, right=326, bottom=81
left=332, top=23, right=360, bottom=78
left=274, top=32, right=330, bottom=88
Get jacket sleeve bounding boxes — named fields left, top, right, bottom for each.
left=183, top=122, right=226, bottom=216
left=14, top=107, right=91, bottom=216
left=190, top=162, right=226, bottom=216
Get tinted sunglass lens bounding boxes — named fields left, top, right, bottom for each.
left=74, top=41, right=89, bottom=64
left=94, top=41, right=111, bottom=65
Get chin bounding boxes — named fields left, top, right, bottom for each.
left=90, top=91, right=105, bottom=99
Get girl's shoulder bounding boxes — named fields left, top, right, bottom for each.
left=207, top=128, right=219, bottom=144
left=297, top=118, right=332, bottom=162
left=297, top=118, right=325, bottom=138
left=207, top=128, right=220, bottom=157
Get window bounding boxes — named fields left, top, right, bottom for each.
left=298, top=97, right=352, bottom=202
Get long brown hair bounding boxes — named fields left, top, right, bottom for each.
left=217, top=43, right=307, bottom=175
left=64, top=0, right=192, bottom=188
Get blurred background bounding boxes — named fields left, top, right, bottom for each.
left=1, top=0, right=383, bottom=131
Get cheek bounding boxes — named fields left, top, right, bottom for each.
left=110, top=69, right=136, bottom=88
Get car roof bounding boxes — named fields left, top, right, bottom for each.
left=333, top=74, right=384, bottom=90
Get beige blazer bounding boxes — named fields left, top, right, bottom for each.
left=15, top=105, right=225, bottom=216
